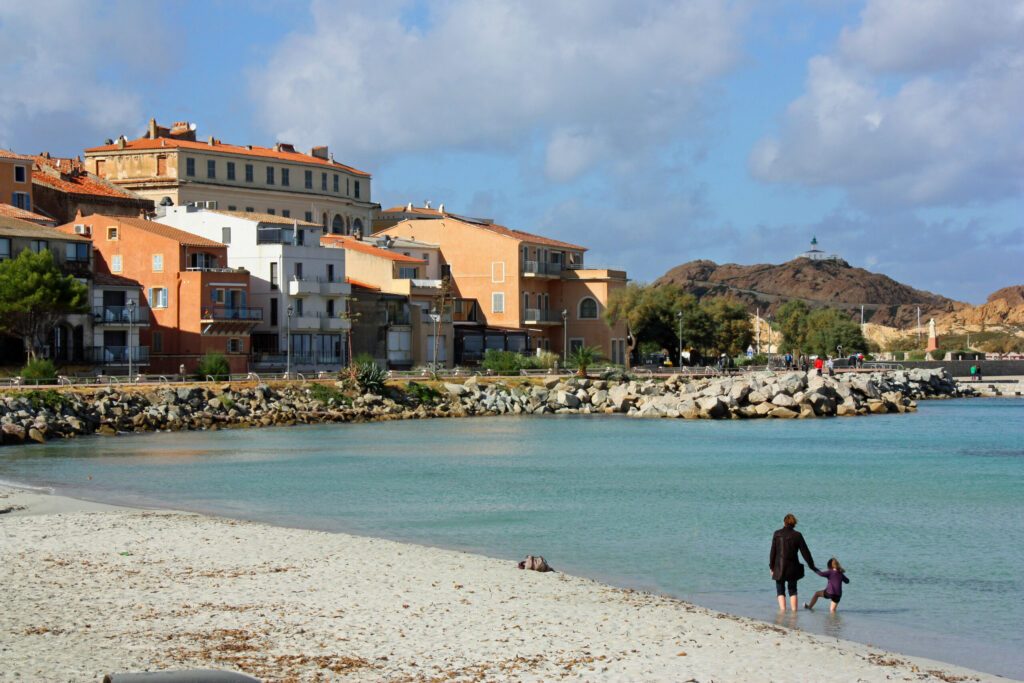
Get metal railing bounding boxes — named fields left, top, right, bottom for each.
left=521, top=260, right=563, bottom=276
left=87, top=346, right=151, bottom=365
left=201, top=307, right=264, bottom=321
left=93, top=305, right=150, bottom=325
left=523, top=308, right=561, bottom=323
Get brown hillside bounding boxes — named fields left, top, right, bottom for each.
left=937, top=284, right=1024, bottom=331
left=654, top=257, right=959, bottom=328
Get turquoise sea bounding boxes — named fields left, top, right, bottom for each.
left=2, top=398, right=1022, bottom=678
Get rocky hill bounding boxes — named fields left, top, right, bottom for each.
left=937, top=285, right=1024, bottom=331
left=654, top=257, right=959, bottom=328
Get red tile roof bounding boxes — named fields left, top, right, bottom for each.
left=0, top=203, right=55, bottom=225
left=85, top=137, right=371, bottom=177
left=381, top=205, right=445, bottom=215
left=320, top=235, right=425, bottom=263
left=60, top=215, right=225, bottom=249
left=33, top=155, right=151, bottom=202
left=0, top=149, right=33, bottom=161
left=346, top=277, right=381, bottom=291
left=1, top=215, right=90, bottom=241
left=392, top=217, right=587, bottom=251
left=93, top=272, right=141, bottom=287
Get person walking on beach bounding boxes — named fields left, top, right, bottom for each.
left=804, top=557, right=849, bottom=613
left=770, top=513, right=817, bottom=611
left=813, top=356, right=824, bottom=376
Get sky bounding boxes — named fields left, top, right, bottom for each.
left=1, top=0, right=1021, bottom=304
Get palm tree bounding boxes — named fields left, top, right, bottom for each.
left=568, top=345, right=603, bottom=378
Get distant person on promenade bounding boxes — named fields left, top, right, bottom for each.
left=770, top=513, right=817, bottom=611
left=826, top=356, right=835, bottom=377
left=814, top=356, right=824, bottom=376
left=970, top=364, right=977, bottom=381
left=976, top=363, right=983, bottom=381
left=804, top=557, right=849, bottom=613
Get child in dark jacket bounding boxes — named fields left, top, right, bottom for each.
left=804, top=557, right=849, bottom=612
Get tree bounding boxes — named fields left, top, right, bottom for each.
left=604, top=283, right=697, bottom=352
left=775, top=300, right=810, bottom=353
left=568, top=345, right=602, bottom=378
left=702, top=297, right=753, bottom=356
left=802, top=308, right=867, bottom=357
left=0, top=250, right=89, bottom=361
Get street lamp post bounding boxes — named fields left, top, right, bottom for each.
left=430, top=304, right=441, bottom=370
left=285, top=304, right=293, bottom=379
left=676, top=310, right=683, bottom=368
left=127, top=299, right=136, bottom=382
left=561, top=309, right=568, bottom=366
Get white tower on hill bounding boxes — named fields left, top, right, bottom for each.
left=798, top=236, right=840, bottom=261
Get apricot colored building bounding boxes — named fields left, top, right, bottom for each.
left=376, top=214, right=628, bottom=365
left=56, top=213, right=258, bottom=375
left=0, top=149, right=35, bottom=215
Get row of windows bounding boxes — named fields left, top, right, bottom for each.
left=184, top=157, right=362, bottom=198
left=0, top=238, right=89, bottom=262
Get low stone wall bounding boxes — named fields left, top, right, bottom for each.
left=899, top=360, right=1024, bottom=377
left=0, top=369, right=973, bottom=447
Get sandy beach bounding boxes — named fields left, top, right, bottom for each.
left=0, top=485, right=1009, bottom=682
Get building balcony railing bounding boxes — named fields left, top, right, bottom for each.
left=250, top=352, right=345, bottom=368
left=521, top=260, right=563, bottom=277
left=88, top=346, right=150, bottom=365
left=93, top=305, right=150, bottom=326
left=201, top=307, right=264, bottom=321
left=523, top=308, right=562, bottom=324
left=288, top=277, right=321, bottom=296
left=185, top=266, right=239, bottom=273
left=287, top=276, right=351, bottom=297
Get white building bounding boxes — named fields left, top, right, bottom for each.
left=156, top=205, right=351, bottom=371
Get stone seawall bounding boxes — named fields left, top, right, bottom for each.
left=0, top=368, right=972, bottom=447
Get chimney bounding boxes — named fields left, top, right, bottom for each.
left=405, top=202, right=412, bottom=211
left=148, top=118, right=158, bottom=139
left=207, top=136, right=215, bottom=146
left=275, top=142, right=296, bottom=153
left=438, top=203, right=444, bottom=214
left=117, top=137, right=126, bottom=150
left=424, top=200, right=431, bottom=209
left=311, top=145, right=329, bottom=160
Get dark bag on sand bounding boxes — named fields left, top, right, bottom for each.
left=517, top=555, right=553, bottom=572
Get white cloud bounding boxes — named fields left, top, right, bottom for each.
left=0, top=2, right=166, bottom=154
left=750, top=0, right=1024, bottom=209
left=251, top=0, right=744, bottom=180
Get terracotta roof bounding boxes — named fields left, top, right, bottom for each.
left=62, top=215, right=226, bottom=248
left=0, top=149, right=33, bottom=161
left=93, top=272, right=141, bottom=287
left=0, top=214, right=90, bottom=241
left=85, top=137, right=371, bottom=177
left=33, top=156, right=152, bottom=202
left=394, top=217, right=587, bottom=251
left=346, top=277, right=381, bottom=291
left=381, top=205, right=445, bottom=215
left=0, top=203, right=55, bottom=225
left=209, top=210, right=319, bottom=228
left=320, top=235, right=425, bottom=263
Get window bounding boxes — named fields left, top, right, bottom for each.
left=14, top=166, right=26, bottom=183
left=332, top=214, right=343, bottom=234
left=354, top=180, right=361, bottom=198
left=29, top=240, right=48, bottom=253
left=226, top=162, right=236, bottom=180
left=148, top=287, right=168, bottom=309
left=207, top=159, right=216, bottom=178
left=266, top=166, right=275, bottom=185
left=421, top=253, right=430, bottom=264
left=0, top=237, right=10, bottom=260
left=227, top=205, right=237, bottom=211
left=398, top=266, right=418, bottom=279
left=295, top=228, right=304, bottom=246
left=152, top=331, right=163, bottom=353
left=12, top=192, right=30, bottom=210
left=523, top=292, right=530, bottom=310
left=333, top=174, right=339, bottom=192
left=491, top=261, right=505, bottom=283
left=326, top=263, right=335, bottom=281
left=294, top=262, right=303, bottom=279
left=281, top=209, right=290, bottom=218
left=569, top=338, right=585, bottom=354
left=111, top=254, right=123, bottom=272
left=270, top=262, right=278, bottom=290
left=245, top=206, right=254, bottom=212
left=245, top=164, right=254, bottom=182
left=281, top=168, right=290, bottom=186
left=295, top=298, right=304, bottom=316
left=346, top=178, right=350, bottom=195
left=578, top=297, right=598, bottom=319
left=270, top=298, right=278, bottom=326
left=326, top=299, right=335, bottom=317
left=228, top=338, right=242, bottom=353
left=212, top=288, right=225, bottom=304
left=268, top=208, right=276, bottom=215
left=152, top=253, right=163, bottom=272
left=321, top=172, right=327, bottom=191
left=491, top=292, right=505, bottom=313
left=186, top=158, right=195, bottom=176
left=107, top=226, right=119, bottom=240
left=304, top=170, right=313, bottom=189
left=222, top=227, right=231, bottom=244
left=304, top=211, right=313, bottom=222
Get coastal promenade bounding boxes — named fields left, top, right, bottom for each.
left=0, top=485, right=1006, bottom=682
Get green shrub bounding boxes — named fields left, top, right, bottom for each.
left=907, top=351, right=927, bottom=361
left=568, top=345, right=603, bottom=377
left=18, top=389, right=66, bottom=410
left=309, top=383, right=351, bottom=406
left=353, top=352, right=376, bottom=365
left=195, top=352, right=230, bottom=380
left=406, top=381, right=441, bottom=404
left=531, top=350, right=560, bottom=370
left=20, top=358, right=58, bottom=381
left=482, top=349, right=528, bottom=375
left=355, top=361, right=388, bottom=394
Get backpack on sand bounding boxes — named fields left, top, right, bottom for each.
left=517, top=555, right=553, bottom=572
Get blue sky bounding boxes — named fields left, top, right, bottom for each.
left=2, top=0, right=1021, bottom=303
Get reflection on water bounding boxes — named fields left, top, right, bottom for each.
left=823, top=612, right=844, bottom=638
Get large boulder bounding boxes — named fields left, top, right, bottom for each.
left=698, top=395, right=729, bottom=419
left=771, top=393, right=797, bottom=408
left=769, top=406, right=799, bottom=419
left=444, top=383, right=469, bottom=397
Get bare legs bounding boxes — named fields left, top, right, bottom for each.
left=790, top=594, right=799, bottom=612
left=777, top=594, right=786, bottom=611
left=804, top=591, right=838, bottom=612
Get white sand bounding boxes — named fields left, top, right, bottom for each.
left=0, top=485, right=1009, bottom=683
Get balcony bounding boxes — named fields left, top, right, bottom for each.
left=93, top=305, right=150, bottom=326
left=88, top=346, right=150, bottom=366
left=288, top=277, right=320, bottom=296
left=321, top=279, right=350, bottom=296
left=521, top=260, right=563, bottom=278
left=523, top=308, right=561, bottom=325
left=201, top=307, right=263, bottom=321
left=291, top=314, right=321, bottom=330
left=321, top=315, right=351, bottom=332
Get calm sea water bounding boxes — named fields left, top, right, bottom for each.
left=2, top=399, right=1022, bottom=677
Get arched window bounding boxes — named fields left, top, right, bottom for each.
left=352, top=218, right=364, bottom=235
left=578, top=297, right=599, bottom=319
left=332, top=214, right=343, bottom=234
left=321, top=212, right=329, bottom=233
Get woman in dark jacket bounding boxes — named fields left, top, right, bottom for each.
left=770, top=513, right=817, bottom=611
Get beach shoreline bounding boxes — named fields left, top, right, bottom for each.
left=0, top=484, right=1011, bottom=682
